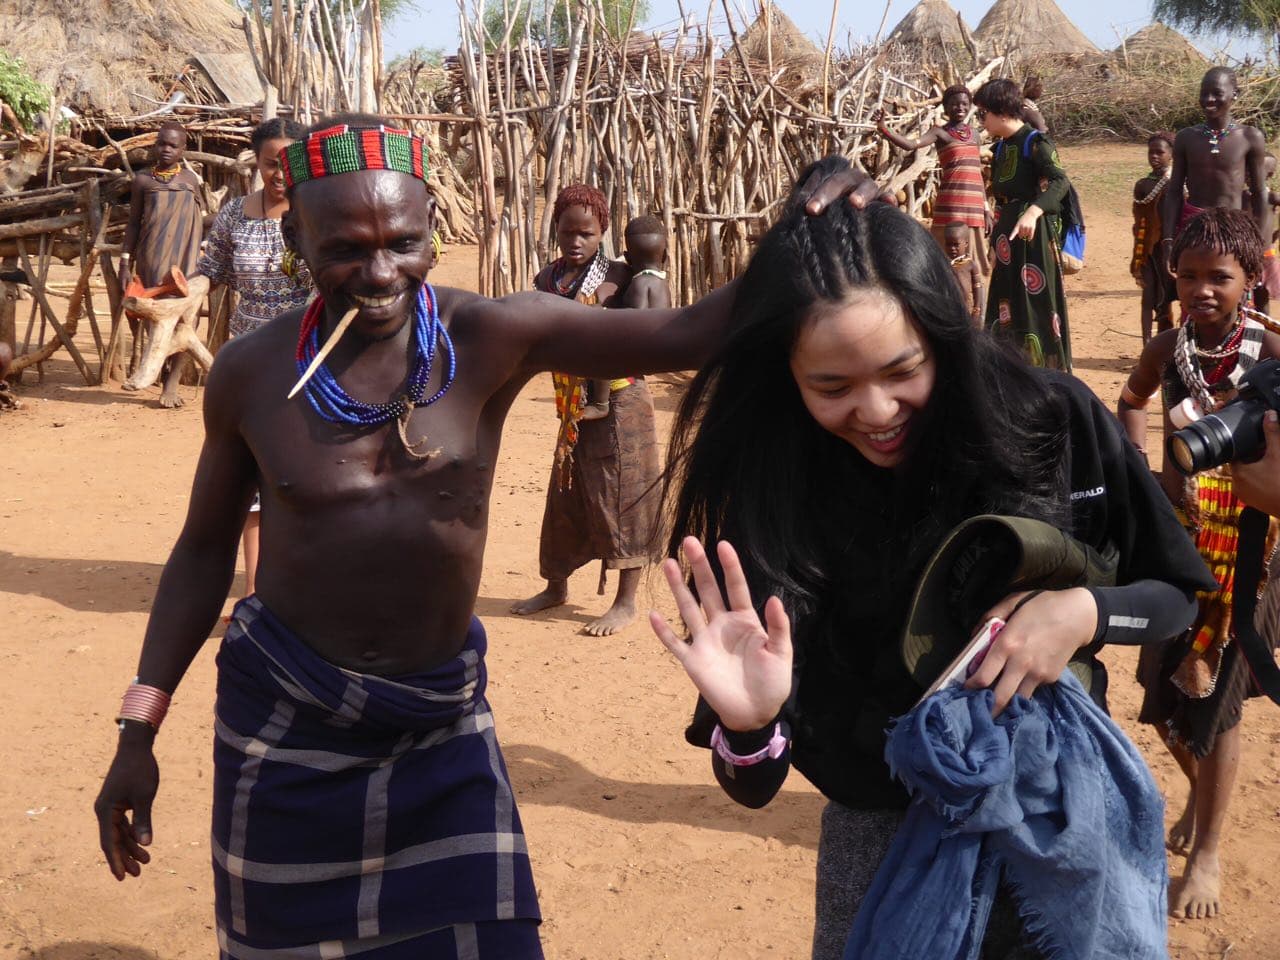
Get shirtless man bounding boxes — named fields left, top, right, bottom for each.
left=1161, top=66, right=1269, bottom=275
left=92, top=116, right=884, bottom=958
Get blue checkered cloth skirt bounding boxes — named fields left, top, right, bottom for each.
left=212, top=597, right=542, bottom=958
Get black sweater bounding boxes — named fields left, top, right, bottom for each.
left=687, top=372, right=1217, bottom=811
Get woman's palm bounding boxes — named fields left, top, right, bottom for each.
left=651, top=538, right=793, bottom=732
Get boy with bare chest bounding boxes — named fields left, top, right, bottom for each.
left=1161, top=67, right=1269, bottom=274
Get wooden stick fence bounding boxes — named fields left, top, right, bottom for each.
left=436, top=1, right=1005, bottom=301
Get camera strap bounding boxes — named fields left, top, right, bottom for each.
left=1234, top=506, right=1280, bottom=704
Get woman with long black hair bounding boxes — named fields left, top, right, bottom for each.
left=650, top=158, right=1213, bottom=959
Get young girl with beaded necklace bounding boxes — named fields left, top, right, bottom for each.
left=1117, top=206, right=1280, bottom=923
left=875, top=84, right=992, bottom=276
left=512, top=183, right=662, bottom=637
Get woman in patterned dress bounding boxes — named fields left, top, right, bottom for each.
left=974, top=78, right=1073, bottom=372
left=195, top=117, right=312, bottom=597
left=875, top=85, right=991, bottom=278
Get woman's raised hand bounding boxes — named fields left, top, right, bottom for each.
left=650, top=537, right=793, bottom=732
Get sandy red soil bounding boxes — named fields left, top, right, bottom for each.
left=2, top=144, right=1278, bottom=959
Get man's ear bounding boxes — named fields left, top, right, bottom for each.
left=425, top=193, right=437, bottom=234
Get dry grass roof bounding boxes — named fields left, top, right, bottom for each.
left=1115, top=22, right=1207, bottom=68
left=887, top=0, right=971, bottom=48
left=974, top=0, right=1099, bottom=57
left=0, top=0, right=253, bottom=117
left=738, top=4, right=824, bottom=66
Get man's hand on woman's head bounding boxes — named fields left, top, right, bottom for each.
left=794, top=157, right=884, bottom=217
left=1232, top=410, right=1280, bottom=517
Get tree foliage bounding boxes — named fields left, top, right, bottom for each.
left=1152, top=0, right=1280, bottom=56
left=0, top=54, right=50, bottom=130
left=481, top=0, right=649, bottom=49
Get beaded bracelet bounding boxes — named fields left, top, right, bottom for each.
left=116, top=680, right=171, bottom=732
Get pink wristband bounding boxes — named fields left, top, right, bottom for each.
left=710, top=722, right=788, bottom=767
left=117, top=682, right=171, bottom=732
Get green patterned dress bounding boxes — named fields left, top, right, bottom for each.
left=986, top=124, right=1071, bottom=371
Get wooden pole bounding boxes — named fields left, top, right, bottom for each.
left=14, top=239, right=94, bottom=384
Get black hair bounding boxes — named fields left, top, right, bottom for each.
left=251, top=117, right=306, bottom=154
left=1148, top=131, right=1175, bottom=150
left=1172, top=207, right=1264, bottom=281
left=941, top=85, right=970, bottom=108
left=973, top=79, right=1023, bottom=119
left=662, top=156, right=1069, bottom=646
left=943, top=221, right=968, bottom=236
left=626, top=214, right=665, bottom=237
left=1203, top=65, right=1238, bottom=91
left=157, top=119, right=187, bottom=143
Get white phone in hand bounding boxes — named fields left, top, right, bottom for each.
left=914, top=617, right=1006, bottom=707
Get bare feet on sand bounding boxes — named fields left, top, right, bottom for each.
left=583, top=600, right=635, bottom=636
left=1171, top=850, right=1221, bottom=919
left=511, top=580, right=568, bottom=616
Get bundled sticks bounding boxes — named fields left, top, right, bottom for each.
left=444, top=1, right=1005, bottom=302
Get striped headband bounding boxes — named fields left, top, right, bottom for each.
left=281, top=124, right=428, bottom=188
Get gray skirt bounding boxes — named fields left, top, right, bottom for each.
left=812, top=801, right=1042, bottom=960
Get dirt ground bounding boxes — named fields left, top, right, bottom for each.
left=2, top=143, right=1278, bottom=960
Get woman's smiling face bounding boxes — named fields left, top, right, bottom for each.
left=790, top=288, right=937, bottom=469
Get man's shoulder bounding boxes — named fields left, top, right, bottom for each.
left=437, top=285, right=518, bottom=336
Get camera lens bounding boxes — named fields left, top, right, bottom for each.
left=1167, top=415, right=1236, bottom=476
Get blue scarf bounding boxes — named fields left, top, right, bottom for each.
left=843, top=672, right=1167, bottom=960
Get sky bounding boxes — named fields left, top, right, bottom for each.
left=383, top=0, right=1259, bottom=63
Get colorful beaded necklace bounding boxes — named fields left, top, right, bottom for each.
left=1199, top=121, right=1238, bottom=155
left=151, top=163, right=182, bottom=184
left=294, top=284, right=456, bottom=458
left=944, top=122, right=974, bottom=143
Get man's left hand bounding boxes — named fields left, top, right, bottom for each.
left=964, top=587, right=1097, bottom=716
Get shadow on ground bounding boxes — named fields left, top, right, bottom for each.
left=504, top=741, right=822, bottom=849
left=0, top=550, right=162, bottom=613
left=17, top=944, right=160, bottom=960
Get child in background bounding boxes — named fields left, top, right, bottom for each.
left=1117, top=208, right=1280, bottom=922
left=622, top=215, right=672, bottom=310
left=1131, top=132, right=1176, bottom=342
left=944, top=221, right=983, bottom=325
left=513, top=184, right=661, bottom=636
left=581, top=216, right=674, bottom=419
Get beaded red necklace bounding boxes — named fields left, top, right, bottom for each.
left=944, top=122, right=974, bottom=143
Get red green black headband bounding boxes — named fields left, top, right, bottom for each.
left=281, top=124, right=428, bottom=188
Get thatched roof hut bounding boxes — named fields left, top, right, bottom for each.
left=973, top=0, right=1099, bottom=58
left=0, top=0, right=259, bottom=118
left=1114, top=22, right=1207, bottom=69
left=738, top=4, right=824, bottom=67
left=887, top=0, right=971, bottom=49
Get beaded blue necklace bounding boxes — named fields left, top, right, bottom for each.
left=294, top=284, right=456, bottom=457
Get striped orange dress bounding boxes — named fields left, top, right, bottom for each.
left=933, top=131, right=987, bottom=228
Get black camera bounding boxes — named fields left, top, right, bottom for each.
left=1168, top=359, right=1280, bottom=476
